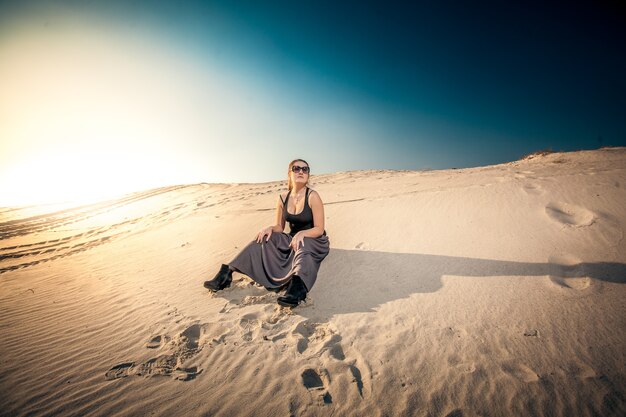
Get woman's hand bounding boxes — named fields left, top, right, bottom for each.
left=290, top=232, right=305, bottom=251
left=256, top=226, right=273, bottom=243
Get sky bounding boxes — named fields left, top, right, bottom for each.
left=0, top=0, right=624, bottom=206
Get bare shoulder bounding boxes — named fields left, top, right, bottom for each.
left=308, top=189, right=323, bottom=204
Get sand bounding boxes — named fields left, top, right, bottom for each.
left=1, top=148, right=625, bottom=417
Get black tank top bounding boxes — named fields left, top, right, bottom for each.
left=281, top=187, right=325, bottom=236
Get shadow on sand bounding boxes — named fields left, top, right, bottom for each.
left=301, top=249, right=626, bottom=318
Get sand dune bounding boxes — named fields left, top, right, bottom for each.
left=1, top=148, right=625, bottom=416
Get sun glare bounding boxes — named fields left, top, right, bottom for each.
left=0, top=16, right=212, bottom=207
left=0, top=149, right=172, bottom=207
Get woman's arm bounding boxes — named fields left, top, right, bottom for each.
left=270, top=194, right=287, bottom=232
left=256, top=194, right=287, bottom=243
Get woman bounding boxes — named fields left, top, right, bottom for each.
left=204, top=159, right=330, bottom=308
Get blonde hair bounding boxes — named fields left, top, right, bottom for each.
left=287, top=159, right=310, bottom=191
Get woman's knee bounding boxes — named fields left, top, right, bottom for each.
left=294, top=245, right=314, bottom=257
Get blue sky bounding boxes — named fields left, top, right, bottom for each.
left=0, top=1, right=624, bottom=205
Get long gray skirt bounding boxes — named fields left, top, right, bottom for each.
left=228, top=231, right=330, bottom=292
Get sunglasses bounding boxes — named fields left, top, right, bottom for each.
left=291, top=165, right=310, bottom=174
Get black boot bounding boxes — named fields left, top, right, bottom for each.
left=204, top=264, right=233, bottom=292
left=277, top=275, right=307, bottom=307
left=265, top=283, right=288, bottom=293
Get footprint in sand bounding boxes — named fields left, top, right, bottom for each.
left=181, top=324, right=201, bottom=350
left=348, top=364, right=365, bottom=398
left=545, top=202, right=595, bottom=227
left=447, top=354, right=476, bottom=374
left=292, top=321, right=339, bottom=355
left=146, top=335, right=170, bottom=349
left=301, top=368, right=333, bottom=404
left=104, top=362, right=135, bottom=380
left=130, top=355, right=201, bottom=381
left=564, top=361, right=597, bottom=379
left=240, top=293, right=277, bottom=306
left=291, top=320, right=366, bottom=400
left=522, top=183, right=544, bottom=195
left=106, top=324, right=204, bottom=381
left=219, top=307, right=286, bottom=345
left=302, top=368, right=325, bottom=389
left=238, top=314, right=263, bottom=342
left=134, top=354, right=178, bottom=377
left=328, top=341, right=346, bottom=361
left=501, top=361, right=539, bottom=383
left=172, top=366, right=201, bottom=381
left=547, top=254, right=594, bottom=291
